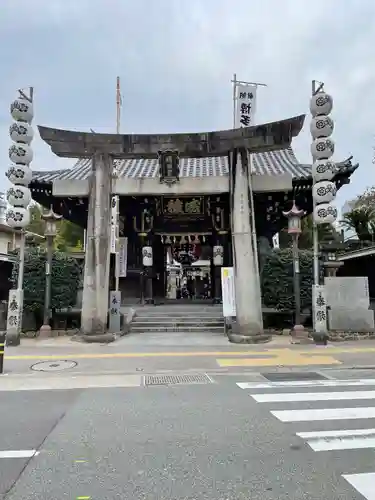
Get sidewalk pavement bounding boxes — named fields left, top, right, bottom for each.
left=1, top=335, right=375, bottom=376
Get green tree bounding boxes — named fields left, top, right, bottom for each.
left=11, top=247, right=81, bottom=329
left=55, top=220, right=84, bottom=251
left=353, top=186, right=375, bottom=211
left=26, top=204, right=45, bottom=236
left=279, top=215, right=340, bottom=249
left=26, top=205, right=84, bottom=251
left=340, top=206, right=375, bottom=242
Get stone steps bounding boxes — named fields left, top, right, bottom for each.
left=133, top=317, right=222, bottom=323
left=131, top=325, right=224, bottom=333
left=135, top=313, right=223, bottom=319
left=130, top=305, right=224, bottom=334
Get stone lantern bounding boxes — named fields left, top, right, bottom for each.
left=282, top=201, right=308, bottom=343
left=39, top=206, right=62, bottom=337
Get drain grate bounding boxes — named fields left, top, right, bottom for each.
left=262, top=371, right=327, bottom=382
left=144, top=374, right=213, bottom=386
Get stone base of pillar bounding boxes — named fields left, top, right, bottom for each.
left=39, top=324, right=52, bottom=338
left=5, top=332, right=21, bottom=347
left=312, top=332, right=328, bottom=345
left=290, top=324, right=313, bottom=344
left=228, top=332, right=271, bottom=344
left=228, top=322, right=271, bottom=343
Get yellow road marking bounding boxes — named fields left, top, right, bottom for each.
left=3, top=346, right=375, bottom=361
left=217, top=351, right=342, bottom=367
left=5, top=351, right=261, bottom=360
left=1, top=349, right=335, bottom=360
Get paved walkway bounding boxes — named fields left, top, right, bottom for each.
left=2, top=336, right=375, bottom=376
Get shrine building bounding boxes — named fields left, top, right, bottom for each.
left=29, top=116, right=357, bottom=341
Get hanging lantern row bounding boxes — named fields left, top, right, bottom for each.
left=6, top=96, right=34, bottom=228
left=310, top=91, right=338, bottom=224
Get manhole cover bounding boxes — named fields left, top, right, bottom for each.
left=262, top=372, right=327, bottom=382
left=31, top=360, right=77, bottom=372
left=144, top=374, right=213, bottom=386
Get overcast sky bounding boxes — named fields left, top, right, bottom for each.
left=0, top=0, right=374, bottom=210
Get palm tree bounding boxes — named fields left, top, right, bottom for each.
left=340, top=207, right=375, bottom=242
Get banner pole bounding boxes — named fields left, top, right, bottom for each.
left=232, top=73, right=237, bottom=128
left=231, top=77, right=267, bottom=313
left=114, top=77, right=122, bottom=292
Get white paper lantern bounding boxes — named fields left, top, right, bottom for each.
left=10, top=98, right=34, bottom=123
left=9, top=143, right=33, bottom=165
left=6, top=164, right=33, bottom=186
left=213, top=245, right=224, bottom=266
left=9, top=122, right=34, bottom=144
left=313, top=202, right=338, bottom=224
left=310, top=116, right=334, bottom=139
left=310, top=92, right=333, bottom=117
left=312, top=160, right=336, bottom=182
left=6, top=185, right=31, bottom=208
left=5, top=207, right=31, bottom=228
left=142, top=246, right=153, bottom=267
left=312, top=180, right=337, bottom=204
left=311, top=138, right=335, bottom=160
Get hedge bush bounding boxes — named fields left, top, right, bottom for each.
left=261, top=248, right=313, bottom=311
left=11, top=247, right=81, bottom=327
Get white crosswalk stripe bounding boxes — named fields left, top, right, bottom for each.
left=237, top=378, right=375, bottom=499
left=343, top=473, right=375, bottom=500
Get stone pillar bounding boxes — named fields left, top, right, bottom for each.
left=168, top=270, right=177, bottom=299
left=81, top=153, right=112, bottom=336
left=142, top=245, right=153, bottom=304
left=213, top=244, right=223, bottom=303
left=228, top=148, right=267, bottom=343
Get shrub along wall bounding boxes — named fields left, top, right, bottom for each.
left=261, top=248, right=314, bottom=312
left=11, top=247, right=81, bottom=330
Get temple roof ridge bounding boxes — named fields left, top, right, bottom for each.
left=30, top=147, right=357, bottom=184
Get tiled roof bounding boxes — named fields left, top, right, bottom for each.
left=30, top=148, right=353, bottom=183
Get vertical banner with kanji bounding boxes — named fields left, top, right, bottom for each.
left=110, top=195, right=118, bottom=254
left=235, top=84, right=257, bottom=128
left=118, top=237, right=128, bottom=277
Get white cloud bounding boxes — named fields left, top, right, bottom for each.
left=0, top=0, right=374, bottom=208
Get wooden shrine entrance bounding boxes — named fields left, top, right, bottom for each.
left=153, top=234, right=214, bottom=303
left=119, top=193, right=231, bottom=305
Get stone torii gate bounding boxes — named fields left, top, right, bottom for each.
left=38, top=114, right=304, bottom=343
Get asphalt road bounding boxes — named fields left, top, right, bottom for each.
left=1, top=375, right=374, bottom=499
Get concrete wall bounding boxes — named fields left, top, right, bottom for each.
left=0, top=233, right=13, bottom=255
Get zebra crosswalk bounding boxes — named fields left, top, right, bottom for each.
left=237, top=378, right=375, bottom=500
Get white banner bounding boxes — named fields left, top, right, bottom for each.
left=221, top=267, right=236, bottom=317
left=118, top=237, right=128, bottom=277
left=235, top=84, right=257, bottom=128
left=272, top=233, right=280, bottom=249
left=110, top=195, right=119, bottom=254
